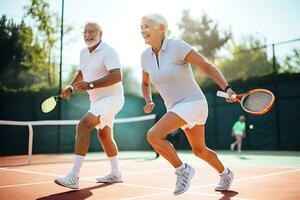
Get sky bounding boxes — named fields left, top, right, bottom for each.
left=1, top=0, right=300, bottom=81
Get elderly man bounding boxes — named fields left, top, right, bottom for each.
left=54, top=21, right=124, bottom=189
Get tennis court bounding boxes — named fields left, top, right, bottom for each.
left=1, top=151, right=300, bottom=200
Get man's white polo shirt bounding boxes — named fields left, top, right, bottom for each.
left=79, top=41, right=124, bottom=103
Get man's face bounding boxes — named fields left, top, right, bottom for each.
left=83, top=24, right=101, bottom=48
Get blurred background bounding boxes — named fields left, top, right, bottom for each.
left=0, top=0, right=300, bottom=157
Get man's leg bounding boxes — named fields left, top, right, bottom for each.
left=96, top=126, right=123, bottom=183
left=54, top=113, right=100, bottom=189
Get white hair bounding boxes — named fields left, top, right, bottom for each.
left=141, top=13, right=170, bottom=37
left=84, top=21, right=102, bottom=32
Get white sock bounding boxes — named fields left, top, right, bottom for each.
left=70, top=155, right=85, bottom=177
left=109, top=155, right=121, bottom=176
left=175, top=163, right=185, bottom=172
left=220, top=167, right=229, bottom=175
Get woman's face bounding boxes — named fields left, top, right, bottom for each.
left=140, top=19, right=163, bottom=45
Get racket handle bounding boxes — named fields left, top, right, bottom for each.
left=216, top=91, right=236, bottom=99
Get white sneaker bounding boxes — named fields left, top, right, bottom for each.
left=96, top=173, right=123, bottom=183
left=215, top=168, right=234, bottom=191
left=173, top=163, right=195, bottom=195
left=54, top=173, right=79, bottom=189
left=230, top=144, right=235, bottom=151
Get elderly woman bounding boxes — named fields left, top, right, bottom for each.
left=140, top=14, right=235, bottom=195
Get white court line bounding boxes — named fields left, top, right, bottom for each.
left=119, top=190, right=250, bottom=200
left=191, top=168, right=300, bottom=189
left=119, top=191, right=171, bottom=200
left=0, top=167, right=62, bottom=177
left=1, top=167, right=299, bottom=200
left=0, top=181, right=53, bottom=189
left=188, top=191, right=251, bottom=200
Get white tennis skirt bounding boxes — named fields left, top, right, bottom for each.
left=168, top=100, right=208, bottom=130
left=88, top=95, right=124, bottom=129
left=233, top=130, right=243, bottom=136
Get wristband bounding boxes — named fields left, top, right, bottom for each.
left=67, top=85, right=74, bottom=93
left=224, top=85, right=231, bottom=92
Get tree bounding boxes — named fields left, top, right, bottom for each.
left=216, top=36, right=273, bottom=81
left=281, top=48, right=300, bottom=73
left=24, top=0, right=73, bottom=87
left=0, top=15, right=49, bottom=90
left=178, top=10, right=231, bottom=61
left=178, top=10, right=231, bottom=84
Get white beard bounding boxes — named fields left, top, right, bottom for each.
left=85, top=36, right=100, bottom=48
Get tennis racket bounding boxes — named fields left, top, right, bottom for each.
left=217, top=89, right=275, bottom=115
left=41, top=95, right=61, bottom=113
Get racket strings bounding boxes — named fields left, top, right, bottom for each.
left=242, top=92, right=273, bottom=112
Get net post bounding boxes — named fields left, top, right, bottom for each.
left=28, top=124, right=33, bottom=165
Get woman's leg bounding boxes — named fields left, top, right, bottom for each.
left=184, top=124, right=234, bottom=191
left=184, top=125, right=225, bottom=173
left=236, top=136, right=243, bottom=152
left=147, top=112, right=186, bottom=168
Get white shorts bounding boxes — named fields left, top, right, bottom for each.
left=233, top=130, right=243, bottom=136
left=88, top=96, right=124, bottom=129
left=168, top=100, right=208, bottom=130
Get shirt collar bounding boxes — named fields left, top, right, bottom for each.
left=151, top=38, right=169, bottom=54
left=161, top=38, right=169, bottom=51
left=94, top=40, right=104, bottom=52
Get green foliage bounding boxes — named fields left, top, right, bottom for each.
left=178, top=10, right=231, bottom=61
left=178, top=10, right=231, bottom=85
left=122, top=67, right=140, bottom=96
left=216, top=36, right=273, bottom=81
left=24, top=0, right=61, bottom=87
left=0, top=0, right=73, bottom=91
left=64, top=65, right=79, bottom=86
left=0, top=15, right=49, bottom=90
left=281, top=48, right=300, bottom=73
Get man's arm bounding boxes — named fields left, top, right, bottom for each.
left=60, top=70, right=83, bottom=99
left=73, top=69, right=122, bottom=92
left=92, top=68, right=122, bottom=88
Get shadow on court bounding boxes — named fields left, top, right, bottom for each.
left=238, top=155, right=250, bottom=160
left=36, top=183, right=113, bottom=200
left=218, top=190, right=239, bottom=200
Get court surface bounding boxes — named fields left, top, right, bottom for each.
left=1, top=151, right=300, bottom=200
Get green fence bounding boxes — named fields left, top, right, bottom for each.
left=1, top=73, right=300, bottom=155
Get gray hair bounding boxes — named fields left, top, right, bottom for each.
left=141, top=13, right=170, bottom=37
left=84, top=21, right=102, bottom=32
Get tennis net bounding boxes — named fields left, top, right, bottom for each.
left=0, top=114, right=156, bottom=166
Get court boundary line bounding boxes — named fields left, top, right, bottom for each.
left=0, top=166, right=299, bottom=200
left=1, top=167, right=299, bottom=190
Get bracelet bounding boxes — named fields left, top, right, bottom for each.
left=224, top=85, right=231, bottom=92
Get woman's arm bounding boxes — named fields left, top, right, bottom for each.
left=185, top=49, right=230, bottom=91
left=142, top=70, right=155, bottom=113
